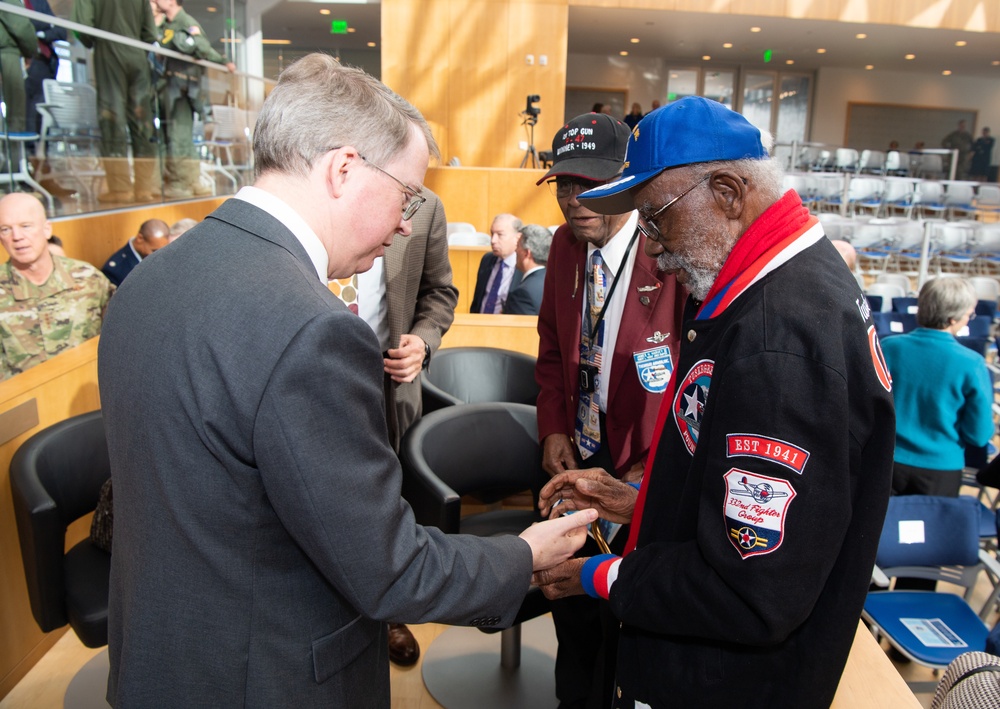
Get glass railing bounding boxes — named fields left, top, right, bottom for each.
left=0, top=1, right=273, bottom=218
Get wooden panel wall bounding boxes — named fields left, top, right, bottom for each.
left=425, top=166, right=565, bottom=233
left=52, top=199, right=226, bottom=272
left=382, top=0, right=569, bottom=170
left=0, top=339, right=100, bottom=699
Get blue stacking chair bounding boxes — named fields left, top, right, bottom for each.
left=863, top=496, right=1000, bottom=693
left=892, top=296, right=919, bottom=314
left=872, top=311, right=916, bottom=339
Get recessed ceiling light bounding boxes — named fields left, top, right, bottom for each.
left=723, top=42, right=733, bottom=49
left=786, top=60, right=794, bottom=65
left=367, top=41, right=376, bottom=47
left=816, top=48, right=826, bottom=54
left=702, top=55, right=711, bottom=61
left=347, top=27, right=356, bottom=33
left=856, top=33, right=867, bottom=39
left=993, top=60, right=1000, bottom=66
left=620, top=50, right=629, bottom=56
left=750, top=27, right=761, bottom=33
left=261, top=39, right=291, bottom=45
left=630, top=38, right=639, bottom=44
left=865, top=65, right=874, bottom=70
left=956, top=41, right=967, bottom=47
left=942, top=70, right=952, bottom=75
left=319, top=8, right=330, bottom=14
left=905, top=54, right=915, bottom=60
left=206, top=6, right=217, bottom=12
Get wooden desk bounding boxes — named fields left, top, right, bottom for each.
left=0, top=338, right=101, bottom=699
left=831, top=622, right=922, bottom=707
left=440, top=313, right=539, bottom=358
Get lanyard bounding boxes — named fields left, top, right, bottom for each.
left=583, top=226, right=640, bottom=339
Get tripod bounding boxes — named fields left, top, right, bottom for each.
left=519, top=114, right=539, bottom=168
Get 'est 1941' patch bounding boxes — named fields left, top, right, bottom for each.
left=724, top=468, right=796, bottom=559
left=726, top=433, right=810, bottom=474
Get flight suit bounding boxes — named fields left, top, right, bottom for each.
left=158, top=9, right=229, bottom=197
left=71, top=0, right=158, bottom=199
left=0, top=0, right=39, bottom=134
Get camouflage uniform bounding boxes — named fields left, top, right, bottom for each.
left=0, top=255, right=114, bottom=379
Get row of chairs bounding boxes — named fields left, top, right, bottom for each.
left=785, top=172, right=1000, bottom=221
left=776, top=145, right=957, bottom=180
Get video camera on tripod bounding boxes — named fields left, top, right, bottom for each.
left=521, top=94, right=541, bottom=122
left=519, top=95, right=542, bottom=168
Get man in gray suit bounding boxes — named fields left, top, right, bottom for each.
left=98, top=53, right=594, bottom=707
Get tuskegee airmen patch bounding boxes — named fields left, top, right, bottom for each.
left=633, top=345, right=673, bottom=393
left=724, top=468, right=796, bottom=558
left=673, top=359, right=713, bottom=454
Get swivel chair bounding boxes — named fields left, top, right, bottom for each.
left=421, top=346, right=539, bottom=414
left=399, top=402, right=553, bottom=709
left=10, top=410, right=111, bottom=649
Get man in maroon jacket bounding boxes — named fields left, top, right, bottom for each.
left=534, top=112, right=686, bottom=708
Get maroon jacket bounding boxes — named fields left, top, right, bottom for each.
left=535, top=223, right=686, bottom=476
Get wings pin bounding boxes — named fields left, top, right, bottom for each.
left=636, top=283, right=661, bottom=293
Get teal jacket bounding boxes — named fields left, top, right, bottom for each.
left=882, top=327, right=994, bottom=470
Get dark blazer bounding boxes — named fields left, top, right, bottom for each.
left=97, top=198, right=531, bottom=707
left=382, top=190, right=458, bottom=449
left=100, top=241, right=139, bottom=286
left=503, top=267, right=545, bottom=315
left=470, top=252, right=522, bottom=313
left=535, top=223, right=686, bottom=476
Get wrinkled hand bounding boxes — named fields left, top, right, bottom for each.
left=519, top=508, right=597, bottom=571
left=384, top=334, right=425, bottom=383
left=225, top=62, right=237, bottom=73
left=542, top=433, right=578, bottom=478
left=532, top=557, right=587, bottom=600
left=539, top=468, right=637, bottom=524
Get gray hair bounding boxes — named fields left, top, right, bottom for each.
left=696, top=156, right=785, bottom=204
left=519, top=224, right=552, bottom=265
left=253, top=54, right=439, bottom=179
left=917, top=277, right=977, bottom=329
left=170, top=218, right=198, bottom=237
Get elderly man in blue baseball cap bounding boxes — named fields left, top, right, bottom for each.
left=534, top=97, right=895, bottom=708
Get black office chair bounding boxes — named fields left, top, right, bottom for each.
left=10, top=410, right=111, bottom=649
left=399, top=402, right=553, bottom=708
left=421, top=347, right=539, bottom=414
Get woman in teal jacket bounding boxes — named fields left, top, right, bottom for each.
left=881, top=276, right=994, bottom=497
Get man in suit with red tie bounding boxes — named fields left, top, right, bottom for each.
left=534, top=112, right=687, bottom=708
left=470, top=212, right=522, bottom=313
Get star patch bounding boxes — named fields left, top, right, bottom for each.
left=672, top=359, right=713, bottom=455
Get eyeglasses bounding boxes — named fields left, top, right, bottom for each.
left=360, top=154, right=427, bottom=221
left=547, top=176, right=607, bottom=199
left=636, top=173, right=712, bottom=241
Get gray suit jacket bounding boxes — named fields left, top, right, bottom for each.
left=382, top=190, right=457, bottom=449
left=97, top=198, right=531, bottom=707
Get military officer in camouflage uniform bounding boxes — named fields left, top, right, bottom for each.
left=0, top=193, right=113, bottom=379
left=71, top=0, right=159, bottom=203
left=155, top=0, right=235, bottom=199
left=0, top=0, right=40, bottom=133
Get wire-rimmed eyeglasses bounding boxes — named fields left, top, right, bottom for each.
left=359, top=155, right=426, bottom=221
left=636, top=173, right=711, bottom=241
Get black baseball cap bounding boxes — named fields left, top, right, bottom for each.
left=536, top=113, right=631, bottom=186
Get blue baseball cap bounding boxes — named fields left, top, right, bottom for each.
left=579, top=96, right=769, bottom=214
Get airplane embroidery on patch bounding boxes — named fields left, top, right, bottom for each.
left=723, top=469, right=796, bottom=558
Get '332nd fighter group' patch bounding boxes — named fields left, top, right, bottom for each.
left=723, top=468, right=797, bottom=559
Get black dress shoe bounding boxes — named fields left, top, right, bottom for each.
left=388, top=622, right=420, bottom=666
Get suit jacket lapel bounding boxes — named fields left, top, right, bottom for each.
left=607, top=236, right=664, bottom=408
left=383, top=233, right=408, bottom=347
